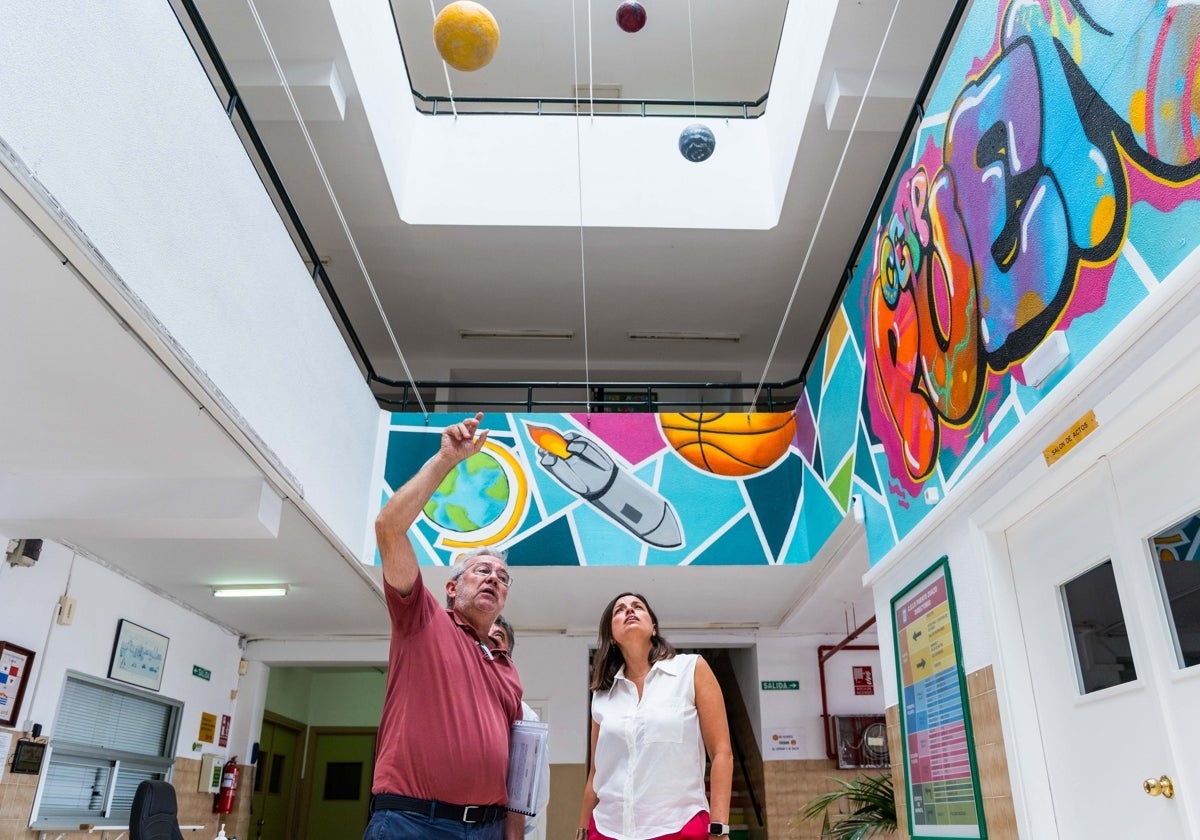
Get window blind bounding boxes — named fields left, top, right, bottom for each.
left=34, top=674, right=180, bottom=828
left=55, top=678, right=172, bottom=756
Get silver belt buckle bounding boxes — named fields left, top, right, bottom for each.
left=462, top=805, right=482, bottom=823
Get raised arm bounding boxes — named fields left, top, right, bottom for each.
left=375, top=413, right=488, bottom=594
left=577, top=718, right=600, bottom=838
left=695, top=656, right=733, bottom=831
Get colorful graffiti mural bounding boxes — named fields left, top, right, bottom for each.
left=810, top=0, right=1200, bottom=563
left=866, top=0, right=1200, bottom=492
left=378, top=412, right=847, bottom=567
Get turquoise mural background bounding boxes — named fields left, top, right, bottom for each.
left=378, top=412, right=831, bottom=567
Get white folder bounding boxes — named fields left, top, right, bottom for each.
left=506, top=719, right=549, bottom=817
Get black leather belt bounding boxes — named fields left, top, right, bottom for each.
left=370, top=793, right=507, bottom=824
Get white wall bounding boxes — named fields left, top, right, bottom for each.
left=0, top=536, right=244, bottom=759
left=757, top=634, right=884, bottom=760
left=0, top=4, right=381, bottom=557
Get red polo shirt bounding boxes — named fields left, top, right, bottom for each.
left=372, top=571, right=523, bottom=805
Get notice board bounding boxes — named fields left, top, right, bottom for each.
left=891, top=557, right=986, bottom=838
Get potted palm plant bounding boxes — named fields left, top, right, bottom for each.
left=795, top=773, right=897, bottom=839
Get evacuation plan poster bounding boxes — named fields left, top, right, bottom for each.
left=892, top=559, right=986, bottom=838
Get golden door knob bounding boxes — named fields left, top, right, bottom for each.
left=1143, top=775, right=1175, bottom=798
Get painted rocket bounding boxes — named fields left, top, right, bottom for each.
left=527, top=424, right=684, bottom=549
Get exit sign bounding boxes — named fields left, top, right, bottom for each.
left=761, top=680, right=799, bottom=690
left=192, top=665, right=212, bottom=681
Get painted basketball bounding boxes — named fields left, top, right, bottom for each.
left=659, top=412, right=796, bottom=477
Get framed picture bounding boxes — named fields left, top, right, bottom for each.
left=890, top=558, right=987, bottom=838
left=0, top=641, right=35, bottom=726
left=108, top=619, right=169, bottom=692
left=10, top=739, right=46, bottom=775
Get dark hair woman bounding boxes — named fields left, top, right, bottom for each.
left=577, top=592, right=733, bottom=840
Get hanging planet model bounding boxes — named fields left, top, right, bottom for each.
left=616, top=1, right=647, bottom=33
left=433, top=1, right=500, bottom=72
left=678, top=123, right=716, bottom=162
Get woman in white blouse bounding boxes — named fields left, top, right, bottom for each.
left=577, top=592, right=733, bottom=840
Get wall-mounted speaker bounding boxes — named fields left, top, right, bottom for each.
left=5, top=538, right=43, bottom=567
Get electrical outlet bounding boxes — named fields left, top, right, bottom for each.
left=56, top=596, right=77, bottom=625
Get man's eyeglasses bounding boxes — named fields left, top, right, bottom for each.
left=467, top=562, right=512, bottom=587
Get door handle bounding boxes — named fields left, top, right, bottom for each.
left=1142, top=775, right=1175, bottom=798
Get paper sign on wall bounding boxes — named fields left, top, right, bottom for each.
left=219, top=714, right=231, bottom=747
left=198, top=712, right=217, bottom=743
left=765, top=727, right=804, bottom=758
left=853, top=666, right=875, bottom=695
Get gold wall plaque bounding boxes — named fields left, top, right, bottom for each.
left=1043, top=409, right=1099, bottom=466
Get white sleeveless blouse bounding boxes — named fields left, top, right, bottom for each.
left=590, top=653, right=709, bottom=840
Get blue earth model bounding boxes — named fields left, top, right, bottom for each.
left=423, top=452, right=510, bottom=532
left=678, top=123, right=716, bottom=162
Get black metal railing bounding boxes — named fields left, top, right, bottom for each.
left=374, top=377, right=805, bottom=413
left=411, top=91, right=769, bottom=119
left=386, top=0, right=779, bottom=120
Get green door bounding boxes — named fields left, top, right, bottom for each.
left=252, top=717, right=302, bottom=840
left=304, top=730, right=377, bottom=840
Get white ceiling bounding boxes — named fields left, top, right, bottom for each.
left=188, top=0, right=959, bottom=390
left=0, top=0, right=963, bottom=648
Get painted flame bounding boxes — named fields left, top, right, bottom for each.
left=528, top=424, right=571, bottom=458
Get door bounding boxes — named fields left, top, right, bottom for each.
left=302, top=729, right=376, bottom=840
left=252, top=715, right=303, bottom=840
left=1005, top=389, right=1200, bottom=839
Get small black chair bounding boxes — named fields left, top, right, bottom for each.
left=130, top=780, right=186, bottom=840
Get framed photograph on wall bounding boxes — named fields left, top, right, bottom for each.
left=108, top=619, right=169, bottom=692
left=0, top=641, right=35, bottom=726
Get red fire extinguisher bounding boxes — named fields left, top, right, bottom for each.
left=213, top=756, right=240, bottom=814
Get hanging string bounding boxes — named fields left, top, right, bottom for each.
left=686, top=0, right=698, bottom=117
left=588, top=0, right=595, bottom=118
left=572, top=0, right=592, bottom=412
left=429, top=0, right=459, bottom=117
left=750, top=0, right=904, bottom=411
left=246, top=0, right=428, bottom=417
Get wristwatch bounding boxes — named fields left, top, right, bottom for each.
left=709, top=822, right=730, bottom=837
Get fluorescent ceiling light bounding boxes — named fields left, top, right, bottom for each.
left=459, top=329, right=575, bottom=340
left=628, top=331, right=741, bottom=343
left=212, top=584, right=289, bottom=598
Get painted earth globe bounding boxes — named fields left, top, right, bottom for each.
left=678, top=123, right=716, bottom=162
left=616, top=2, right=647, bottom=33
left=423, top=451, right=510, bottom=532
left=433, top=1, right=501, bottom=72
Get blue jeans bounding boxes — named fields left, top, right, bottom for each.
left=363, top=808, right=505, bottom=840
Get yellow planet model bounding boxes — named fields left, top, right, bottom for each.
left=433, top=2, right=500, bottom=72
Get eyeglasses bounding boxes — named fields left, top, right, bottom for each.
left=467, top=562, right=512, bottom=587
